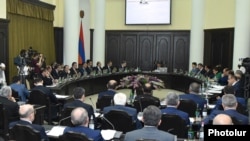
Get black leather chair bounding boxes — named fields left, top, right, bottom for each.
left=133, top=96, right=160, bottom=113
left=58, top=131, right=93, bottom=141
left=9, top=124, right=41, bottom=141
left=0, top=104, right=9, bottom=140
left=177, top=99, right=197, bottom=117
left=158, top=114, right=188, bottom=138
left=59, top=106, right=75, bottom=127
left=11, top=89, right=20, bottom=102
left=96, top=95, right=113, bottom=111
left=102, top=109, right=136, bottom=133
left=28, top=90, right=60, bottom=125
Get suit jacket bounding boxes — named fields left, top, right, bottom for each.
left=124, top=126, right=176, bottom=141
left=102, top=65, right=113, bottom=73
left=70, top=68, right=79, bottom=77
left=86, top=66, right=93, bottom=75
left=64, top=100, right=95, bottom=121
left=9, top=120, right=49, bottom=141
left=10, top=83, right=30, bottom=102
left=0, top=96, right=19, bottom=122
left=64, top=126, right=104, bottom=141
left=103, top=105, right=142, bottom=129
left=98, top=90, right=116, bottom=99
left=202, top=109, right=249, bottom=125
left=161, top=107, right=190, bottom=125
left=218, top=75, right=228, bottom=86
left=134, top=94, right=161, bottom=107
left=31, top=85, right=58, bottom=104
left=179, top=93, right=207, bottom=111
left=51, top=69, right=60, bottom=79
left=233, top=81, right=244, bottom=98
left=93, top=66, right=103, bottom=74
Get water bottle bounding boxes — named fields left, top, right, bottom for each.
left=187, top=124, right=194, bottom=141
left=89, top=115, right=95, bottom=130
left=198, top=122, right=204, bottom=141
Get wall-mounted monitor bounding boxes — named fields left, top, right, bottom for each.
left=125, top=0, right=171, bottom=25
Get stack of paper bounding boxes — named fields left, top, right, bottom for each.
left=47, top=126, right=66, bottom=137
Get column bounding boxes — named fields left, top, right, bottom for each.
left=63, top=0, right=79, bottom=66
left=93, top=0, right=105, bottom=65
left=189, top=0, right=205, bottom=70
left=233, top=0, right=250, bottom=70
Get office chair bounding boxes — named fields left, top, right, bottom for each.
left=59, top=106, right=75, bottom=127
left=96, top=95, right=114, bottom=111
left=133, top=96, right=160, bottom=113
left=158, top=114, right=188, bottom=138
left=29, top=90, right=61, bottom=125
left=11, top=89, right=20, bottom=102
left=177, top=99, right=197, bottom=117
left=102, top=109, right=136, bottom=133
left=58, top=131, right=93, bottom=141
left=0, top=104, right=9, bottom=140
left=9, top=124, right=41, bottom=141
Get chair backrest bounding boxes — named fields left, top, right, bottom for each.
left=133, top=96, right=160, bottom=112
left=96, top=95, right=113, bottom=111
left=58, top=131, right=93, bottom=141
left=59, top=106, right=75, bottom=127
left=158, top=114, right=188, bottom=138
left=177, top=99, right=197, bottom=117
left=11, top=89, right=20, bottom=102
left=0, top=104, right=9, bottom=140
left=103, top=109, right=136, bottom=133
left=9, top=124, right=41, bottom=141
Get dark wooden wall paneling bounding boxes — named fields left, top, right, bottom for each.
left=54, top=27, right=64, bottom=64
left=105, top=31, right=190, bottom=72
left=204, top=28, right=234, bottom=69
left=0, top=19, right=9, bottom=84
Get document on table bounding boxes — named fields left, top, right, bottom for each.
left=211, top=85, right=225, bottom=90
left=55, top=94, right=69, bottom=99
left=47, top=126, right=66, bottom=137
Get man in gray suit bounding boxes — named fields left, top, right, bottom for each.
left=124, top=105, right=176, bottom=141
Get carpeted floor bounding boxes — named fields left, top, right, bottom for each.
left=85, top=88, right=185, bottom=109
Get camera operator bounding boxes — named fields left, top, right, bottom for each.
left=14, top=49, right=29, bottom=84
left=31, top=53, right=43, bottom=76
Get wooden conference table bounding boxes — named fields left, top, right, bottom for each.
left=49, top=72, right=203, bottom=96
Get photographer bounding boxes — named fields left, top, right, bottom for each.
left=31, top=53, right=43, bottom=75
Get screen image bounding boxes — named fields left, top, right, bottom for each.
left=125, top=0, right=171, bottom=25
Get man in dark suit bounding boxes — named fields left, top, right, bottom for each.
left=161, top=92, right=190, bottom=125
left=63, top=107, right=104, bottom=141
left=98, top=80, right=117, bottom=99
left=69, top=62, right=79, bottom=77
left=9, top=104, right=49, bottom=141
left=0, top=86, right=19, bottom=122
left=93, top=61, right=103, bottom=74
left=86, top=59, right=93, bottom=75
left=179, top=82, right=207, bottom=111
left=197, top=63, right=206, bottom=76
left=202, top=94, right=248, bottom=125
left=124, top=105, right=176, bottom=141
left=218, top=68, right=230, bottom=86
left=103, top=93, right=142, bottom=129
left=10, top=76, right=30, bottom=102
left=228, top=72, right=244, bottom=98
left=118, top=60, right=127, bottom=72
left=102, top=60, right=113, bottom=74
left=63, top=87, right=95, bottom=126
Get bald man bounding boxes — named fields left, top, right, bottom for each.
left=63, top=107, right=104, bottom=141
left=213, top=114, right=233, bottom=125
left=98, top=79, right=117, bottom=99
left=9, top=104, right=49, bottom=141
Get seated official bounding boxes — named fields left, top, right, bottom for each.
left=118, top=60, right=127, bottom=72
left=63, top=87, right=95, bottom=127
left=212, top=85, right=247, bottom=112
left=0, top=86, right=19, bottom=122
left=98, top=80, right=117, bottom=99
left=134, top=83, right=160, bottom=106
left=161, top=92, right=190, bottom=125
left=228, top=72, right=244, bottom=98
left=218, top=68, right=230, bottom=86
left=202, top=94, right=249, bottom=125
left=86, top=59, right=93, bottom=75
left=78, top=62, right=88, bottom=76
left=51, top=63, right=63, bottom=79
left=40, top=69, right=53, bottom=86
left=94, top=61, right=103, bottom=74
left=213, top=114, right=233, bottom=125
left=69, top=62, right=79, bottom=77
left=102, top=60, right=113, bottom=74
left=124, top=105, right=176, bottom=141
left=103, top=93, right=142, bottom=129
left=179, top=82, right=207, bottom=111
left=10, top=76, right=30, bottom=102
left=63, top=107, right=104, bottom=141
left=9, top=104, right=49, bottom=141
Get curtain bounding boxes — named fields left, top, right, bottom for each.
left=7, top=0, right=55, bottom=82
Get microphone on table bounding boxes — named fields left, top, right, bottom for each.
left=58, top=116, right=71, bottom=126
left=101, top=116, right=115, bottom=130
left=89, top=97, right=95, bottom=108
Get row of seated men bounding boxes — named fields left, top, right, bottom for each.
left=3, top=93, right=242, bottom=141
left=1, top=75, right=249, bottom=140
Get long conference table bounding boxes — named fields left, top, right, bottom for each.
left=48, top=72, right=203, bottom=96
